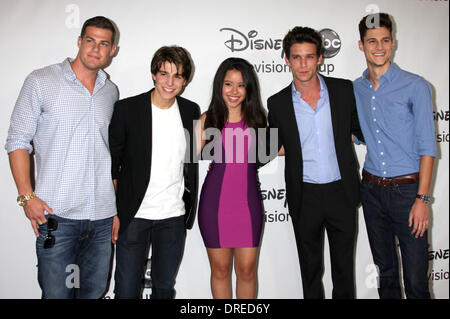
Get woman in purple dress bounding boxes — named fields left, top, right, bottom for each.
left=197, top=58, right=267, bottom=298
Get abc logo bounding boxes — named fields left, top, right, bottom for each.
left=319, top=28, right=341, bottom=58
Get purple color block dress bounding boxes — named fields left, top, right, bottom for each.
left=198, top=120, right=263, bottom=248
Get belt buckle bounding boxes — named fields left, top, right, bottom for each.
left=389, top=177, right=397, bottom=187
left=381, top=177, right=392, bottom=186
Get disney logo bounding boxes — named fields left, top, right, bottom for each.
left=220, top=28, right=284, bottom=57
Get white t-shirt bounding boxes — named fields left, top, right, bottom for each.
left=135, top=100, right=186, bottom=220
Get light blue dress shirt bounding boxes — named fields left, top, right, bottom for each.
left=6, top=58, right=118, bottom=220
left=353, top=64, right=437, bottom=177
left=292, top=74, right=341, bottom=184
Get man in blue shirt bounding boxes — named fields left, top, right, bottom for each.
left=353, top=13, right=437, bottom=299
left=6, top=16, right=119, bottom=298
left=267, top=27, right=364, bottom=298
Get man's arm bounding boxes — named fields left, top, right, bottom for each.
left=409, top=155, right=434, bottom=238
left=349, top=81, right=365, bottom=143
left=408, top=78, right=437, bottom=238
left=6, top=72, right=55, bottom=237
left=9, top=149, right=53, bottom=237
left=109, top=101, right=126, bottom=181
left=267, top=100, right=283, bottom=154
left=109, top=101, right=126, bottom=244
left=111, top=178, right=119, bottom=244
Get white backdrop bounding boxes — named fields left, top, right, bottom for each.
left=0, top=0, right=448, bottom=299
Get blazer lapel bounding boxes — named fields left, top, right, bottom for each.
left=143, top=90, right=153, bottom=174
left=323, top=76, right=340, bottom=143
left=282, top=84, right=303, bottom=158
left=176, top=96, right=194, bottom=165
left=177, top=97, right=190, bottom=130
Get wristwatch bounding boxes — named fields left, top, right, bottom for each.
left=416, top=194, right=432, bottom=205
left=17, top=192, right=36, bottom=207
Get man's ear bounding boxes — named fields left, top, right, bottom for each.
left=317, top=54, right=323, bottom=66
left=110, top=44, right=117, bottom=57
left=284, top=55, right=291, bottom=67
left=358, top=40, right=364, bottom=52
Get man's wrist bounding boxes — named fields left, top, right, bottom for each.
left=416, top=194, right=432, bottom=205
left=17, top=192, right=36, bottom=207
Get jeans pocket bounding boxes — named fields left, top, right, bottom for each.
left=393, top=182, right=418, bottom=199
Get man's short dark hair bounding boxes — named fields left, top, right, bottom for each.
left=283, top=26, right=323, bottom=59
left=150, top=46, right=193, bottom=82
left=80, top=16, right=116, bottom=44
left=358, top=13, right=393, bottom=42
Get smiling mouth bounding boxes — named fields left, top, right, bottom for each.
left=163, top=87, right=176, bottom=93
left=228, top=96, right=241, bottom=102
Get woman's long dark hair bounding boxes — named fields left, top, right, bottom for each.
left=204, top=57, right=267, bottom=132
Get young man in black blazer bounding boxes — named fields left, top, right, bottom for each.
left=267, top=27, right=364, bottom=298
left=109, top=46, right=200, bottom=299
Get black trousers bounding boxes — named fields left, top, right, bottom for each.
left=114, top=216, right=186, bottom=299
left=291, top=180, right=357, bottom=299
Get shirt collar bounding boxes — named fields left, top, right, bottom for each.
left=62, top=58, right=77, bottom=81
left=382, top=63, right=398, bottom=83
left=291, top=73, right=327, bottom=97
left=61, top=57, right=107, bottom=86
left=362, top=62, right=398, bottom=85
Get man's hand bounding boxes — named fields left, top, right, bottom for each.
left=409, top=199, right=429, bottom=238
left=23, top=196, right=54, bottom=237
left=112, top=215, right=120, bottom=244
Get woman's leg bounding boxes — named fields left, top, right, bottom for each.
left=207, top=248, right=233, bottom=299
left=234, top=247, right=259, bottom=299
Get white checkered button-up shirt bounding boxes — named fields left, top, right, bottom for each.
left=6, top=58, right=118, bottom=220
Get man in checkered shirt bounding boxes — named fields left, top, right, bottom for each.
left=5, top=16, right=119, bottom=299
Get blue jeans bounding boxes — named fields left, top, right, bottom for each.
left=36, top=215, right=113, bottom=299
left=360, top=178, right=430, bottom=299
left=114, top=216, right=186, bottom=299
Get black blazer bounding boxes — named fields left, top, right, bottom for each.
left=267, top=76, right=364, bottom=219
left=109, top=89, right=200, bottom=233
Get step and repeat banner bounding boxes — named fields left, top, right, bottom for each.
left=0, top=0, right=448, bottom=299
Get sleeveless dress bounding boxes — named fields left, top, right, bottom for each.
left=198, top=119, right=263, bottom=248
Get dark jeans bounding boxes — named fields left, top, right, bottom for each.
left=36, top=215, right=113, bottom=299
left=360, top=178, right=430, bottom=299
left=114, top=215, right=186, bottom=299
left=292, top=180, right=357, bottom=299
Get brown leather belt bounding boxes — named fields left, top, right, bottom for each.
left=362, top=170, right=419, bottom=186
